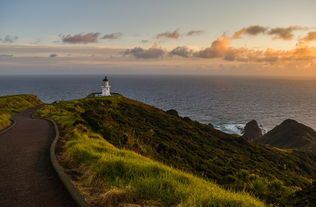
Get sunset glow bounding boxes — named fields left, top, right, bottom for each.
left=1, top=0, right=316, bottom=76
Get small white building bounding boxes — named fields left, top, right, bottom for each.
left=90, top=75, right=112, bottom=97
left=101, top=75, right=111, bottom=96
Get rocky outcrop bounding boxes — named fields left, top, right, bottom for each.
left=259, top=119, right=316, bottom=152
left=166, top=109, right=179, bottom=117
left=208, top=123, right=214, bottom=128
left=242, top=120, right=263, bottom=140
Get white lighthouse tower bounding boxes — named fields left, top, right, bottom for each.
left=101, top=75, right=111, bottom=96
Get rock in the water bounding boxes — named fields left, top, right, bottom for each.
left=242, top=120, right=263, bottom=140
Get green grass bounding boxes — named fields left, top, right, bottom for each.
left=0, top=94, right=43, bottom=130
left=38, top=98, right=265, bottom=206
left=38, top=95, right=316, bottom=206
left=61, top=125, right=265, bottom=206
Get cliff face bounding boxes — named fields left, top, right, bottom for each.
left=259, top=119, right=316, bottom=152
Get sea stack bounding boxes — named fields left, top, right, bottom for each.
left=242, top=120, right=263, bottom=140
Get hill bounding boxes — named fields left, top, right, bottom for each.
left=0, top=94, right=43, bottom=130
left=259, top=119, right=316, bottom=152
left=38, top=95, right=316, bottom=206
left=38, top=96, right=265, bottom=207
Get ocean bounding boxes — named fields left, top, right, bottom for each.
left=1, top=74, right=316, bottom=134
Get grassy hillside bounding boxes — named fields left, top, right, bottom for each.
left=289, top=182, right=316, bottom=206
left=259, top=119, right=316, bottom=152
left=38, top=100, right=265, bottom=207
left=38, top=95, right=316, bottom=206
left=0, top=94, right=43, bottom=130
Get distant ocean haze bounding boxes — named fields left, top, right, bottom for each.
left=1, top=74, right=316, bottom=134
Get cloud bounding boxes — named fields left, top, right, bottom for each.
left=124, top=47, right=165, bottom=59
left=60, top=33, right=100, bottom=44
left=186, top=30, right=203, bottom=36
left=267, top=26, right=306, bottom=40
left=302, top=31, right=316, bottom=42
left=0, top=54, right=13, bottom=57
left=232, top=25, right=308, bottom=40
left=49, top=54, right=58, bottom=58
left=192, top=33, right=316, bottom=65
left=141, top=40, right=149, bottom=43
left=156, top=29, right=180, bottom=39
left=169, top=46, right=193, bottom=57
left=0, top=35, right=19, bottom=43
left=233, top=25, right=267, bottom=38
left=195, top=37, right=230, bottom=58
left=101, top=32, right=122, bottom=40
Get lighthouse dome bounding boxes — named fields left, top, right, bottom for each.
left=103, top=76, right=109, bottom=81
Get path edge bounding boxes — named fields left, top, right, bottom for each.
left=47, top=118, right=90, bottom=207
left=0, top=119, right=16, bottom=136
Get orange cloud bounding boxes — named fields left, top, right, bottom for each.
left=302, top=31, right=316, bottom=42
left=194, top=34, right=316, bottom=64
left=195, top=37, right=230, bottom=58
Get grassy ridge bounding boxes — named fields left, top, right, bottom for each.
left=38, top=95, right=316, bottom=205
left=0, top=94, right=43, bottom=130
left=66, top=125, right=264, bottom=206
left=38, top=99, right=265, bottom=206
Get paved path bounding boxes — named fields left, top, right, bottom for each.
left=0, top=107, right=76, bottom=207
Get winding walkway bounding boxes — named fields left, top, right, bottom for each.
left=0, top=107, right=76, bottom=207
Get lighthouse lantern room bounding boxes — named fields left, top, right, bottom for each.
left=101, top=75, right=111, bottom=96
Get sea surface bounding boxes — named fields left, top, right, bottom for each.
left=1, top=74, right=316, bottom=134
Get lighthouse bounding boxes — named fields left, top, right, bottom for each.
left=101, top=75, right=111, bottom=96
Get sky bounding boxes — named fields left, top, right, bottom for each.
left=1, top=0, right=316, bottom=76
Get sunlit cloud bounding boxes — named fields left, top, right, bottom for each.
left=195, top=37, right=230, bottom=58
left=194, top=35, right=316, bottom=64
left=302, top=31, right=316, bottom=42
left=2, top=24, right=316, bottom=76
